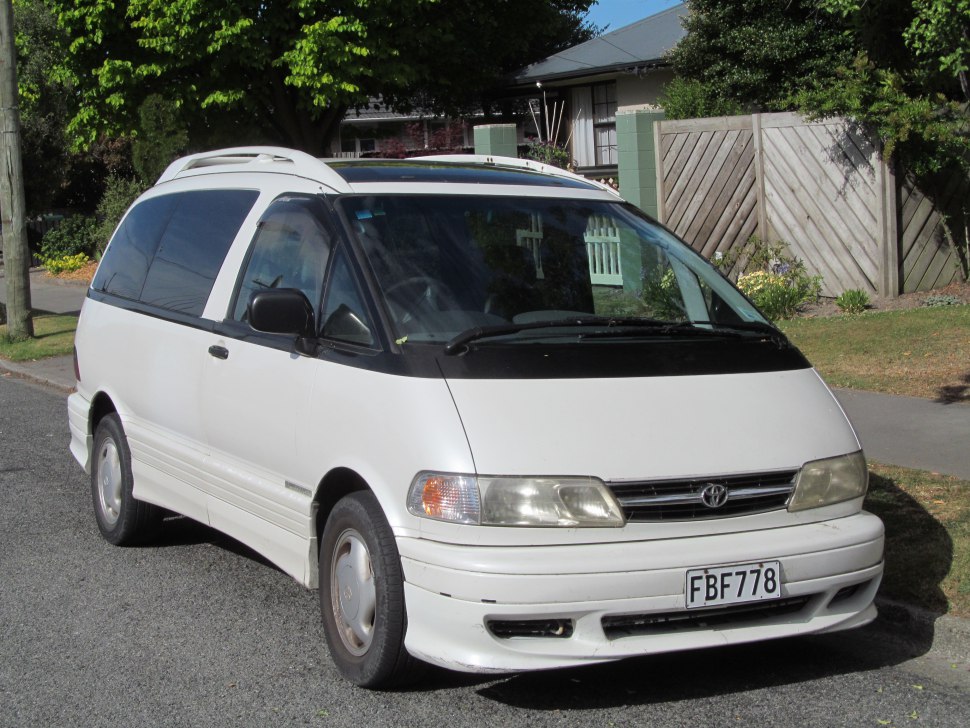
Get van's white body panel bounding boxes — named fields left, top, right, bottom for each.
left=444, top=368, right=856, bottom=480
left=68, top=152, right=884, bottom=676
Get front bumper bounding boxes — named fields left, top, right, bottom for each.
left=67, top=391, right=92, bottom=473
left=398, top=512, right=884, bottom=672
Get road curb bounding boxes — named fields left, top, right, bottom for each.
left=0, top=358, right=75, bottom=395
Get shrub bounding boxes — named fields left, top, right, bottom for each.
left=717, top=237, right=822, bottom=320
left=737, top=270, right=820, bottom=320
left=836, top=288, right=870, bottom=314
left=39, top=215, right=98, bottom=259
left=640, top=267, right=686, bottom=320
left=95, top=175, right=144, bottom=256
left=525, top=140, right=570, bottom=169
left=40, top=252, right=90, bottom=275
left=922, top=293, right=961, bottom=307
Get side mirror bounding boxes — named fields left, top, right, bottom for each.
left=248, top=289, right=318, bottom=355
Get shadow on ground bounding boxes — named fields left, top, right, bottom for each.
left=936, top=372, right=970, bottom=404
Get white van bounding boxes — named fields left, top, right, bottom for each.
left=69, top=147, right=883, bottom=687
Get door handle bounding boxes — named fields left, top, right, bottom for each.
left=208, top=345, right=229, bottom=360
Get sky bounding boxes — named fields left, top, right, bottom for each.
left=584, top=0, right=682, bottom=34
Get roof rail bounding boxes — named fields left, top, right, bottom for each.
left=408, top=154, right=622, bottom=197
left=155, top=146, right=352, bottom=192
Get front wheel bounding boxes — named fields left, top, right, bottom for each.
left=319, top=491, right=423, bottom=688
left=91, top=414, right=161, bottom=545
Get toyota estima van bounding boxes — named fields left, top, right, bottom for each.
left=69, top=147, right=884, bottom=688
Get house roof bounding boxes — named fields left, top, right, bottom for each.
left=511, top=2, right=687, bottom=86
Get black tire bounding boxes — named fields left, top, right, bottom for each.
left=319, top=491, right=424, bottom=688
left=91, top=414, right=161, bottom=545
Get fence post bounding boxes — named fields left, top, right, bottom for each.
left=877, top=151, right=900, bottom=297
left=617, top=109, right=665, bottom=217
left=751, top=113, right=768, bottom=242
left=473, top=124, right=518, bottom=158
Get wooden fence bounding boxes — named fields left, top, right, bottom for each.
left=654, top=111, right=964, bottom=296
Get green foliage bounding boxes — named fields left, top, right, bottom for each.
left=666, top=0, right=852, bottom=115
left=525, top=140, right=570, bottom=169
left=94, top=175, right=145, bottom=254
left=794, top=54, right=970, bottom=177
left=640, top=267, right=686, bottom=320
left=39, top=253, right=91, bottom=275
left=659, top=77, right=744, bottom=120
left=836, top=288, right=871, bottom=314
left=39, top=215, right=98, bottom=258
left=132, top=94, right=188, bottom=183
left=718, top=237, right=822, bottom=320
left=737, top=271, right=820, bottom=321
left=44, top=1, right=595, bottom=153
left=922, top=293, right=962, bottom=307
left=801, top=2, right=970, bottom=177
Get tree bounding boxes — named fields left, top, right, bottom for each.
left=790, top=2, right=970, bottom=173
left=804, top=1, right=970, bottom=279
left=1, top=0, right=33, bottom=339
left=662, top=0, right=853, bottom=118
left=132, top=94, right=188, bottom=183
left=45, top=0, right=595, bottom=155
left=820, top=0, right=970, bottom=102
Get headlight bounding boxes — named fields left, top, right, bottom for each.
left=407, top=473, right=624, bottom=527
left=788, top=451, right=868, bottom=512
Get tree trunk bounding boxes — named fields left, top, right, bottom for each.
left=0, top=0, right=32, bottom=339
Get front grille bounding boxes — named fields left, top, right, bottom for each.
left=607, top=469, right=798, bottom=522
left=602, top=596, right=812, bottom=639
left=487, top=619, right=574, bottom=639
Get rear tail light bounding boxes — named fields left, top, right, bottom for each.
left=73, top=346, right=80, bottom=383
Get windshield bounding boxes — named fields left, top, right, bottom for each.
left=340, top=195, right=768, bottom=345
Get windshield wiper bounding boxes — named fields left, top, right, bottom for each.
left=443, top=317, right=790, bottom=354
left=443, top=316, right=668, bottom=355
left=690, top=320, right=792, bottom=349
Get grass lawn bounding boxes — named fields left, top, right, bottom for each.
left=866, top=462, right=970, bottom=617
left=0, top=314, right=78, bottom=361
left=779, top=305, right=970, bottom=402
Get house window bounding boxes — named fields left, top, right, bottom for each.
left=592, top=82, right=617, bottom=166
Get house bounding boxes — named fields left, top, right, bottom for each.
left=334, top=99, right=475, bottom=157
left=506, top=2, right=687, bottom=177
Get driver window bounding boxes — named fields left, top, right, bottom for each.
left=231, top=197, right=332, bottom=321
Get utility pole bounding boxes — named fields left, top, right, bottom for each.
left=0, top=0, right=33, bottom=339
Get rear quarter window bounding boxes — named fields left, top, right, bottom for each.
left=94, top=189, right=259, bottom=316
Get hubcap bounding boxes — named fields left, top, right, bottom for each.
left=96, top=439, right=123, bottom=527
left=330, top=529, right=376, bottom=656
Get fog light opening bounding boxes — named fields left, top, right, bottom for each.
left=487, top=619, right=575, bottom=639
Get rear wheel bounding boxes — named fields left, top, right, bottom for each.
left=319, top=491, right=423, bottom=688
left=91, top=414, right=161, bottom=545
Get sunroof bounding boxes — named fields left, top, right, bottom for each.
left=327, top=160, right=599, bottom=189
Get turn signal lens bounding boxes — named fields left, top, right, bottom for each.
left=789, top=451, right=868, bottom=512
left=407, top=473, right=480, bottom=524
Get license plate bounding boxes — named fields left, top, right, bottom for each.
left=685, top=561, right=781, bottom=609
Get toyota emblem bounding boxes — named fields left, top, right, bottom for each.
left=700, top=483, right=729, bottom=509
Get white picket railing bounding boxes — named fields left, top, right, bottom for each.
left=514, top=213, right=624, bottom=286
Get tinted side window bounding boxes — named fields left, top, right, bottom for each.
left=92, top=195, right=178, bottom=300
left=231, top=197, right=333, bottom=321
left=140, top=190, right=259, bottom=315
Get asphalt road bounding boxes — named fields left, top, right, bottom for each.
left=2, top=375, right=970, bottom=728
